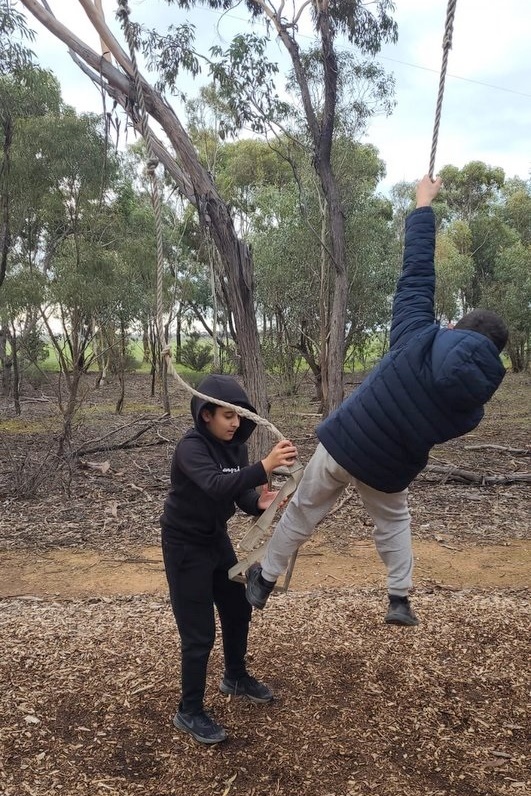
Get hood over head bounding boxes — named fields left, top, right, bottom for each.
left=432, top=329, right=506, bottom=411
left=191, top=374, right=257, bottom=444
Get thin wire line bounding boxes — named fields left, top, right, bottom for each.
left=186, top=6, right=531, bottom=102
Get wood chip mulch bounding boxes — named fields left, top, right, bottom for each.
left=1, top=587, right=529, bottom=796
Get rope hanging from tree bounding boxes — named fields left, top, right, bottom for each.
left=116, top=0, right=303, bottom=587
left=429, top=0, right=458, bottom=178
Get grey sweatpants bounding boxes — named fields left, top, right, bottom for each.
left=261, top=443, right=413, bottom=596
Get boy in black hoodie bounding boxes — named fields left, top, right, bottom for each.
left=160, top=374, right=297, bottom=744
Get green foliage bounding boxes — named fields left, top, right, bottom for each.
left=467, top=216, right=519, bottom=307
left=0, top=1, right=36, bottom=74
left=164, top=0, right=398, bottom=52
left=210, top=35, right=290, bottom=138
left=20, top=327, right=47, bottom=364
left=434, top=230, right=475, bottom=322
left=179, top=369, right=210, bottom=389
left=438, top=161, right=505, bottom=221
left=503, top=186, right=531, bottom=246
left=180, top=332, right=213, bottom=372
left=140, top=22, right=200, bottom=93
left=287, top=49, right=395, bottom=140
left=484, top=242, right=531, bottom=372
left=322, top=0, right=398, bottom=50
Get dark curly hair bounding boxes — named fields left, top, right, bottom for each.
left=454, top=309, right=508, bottom=352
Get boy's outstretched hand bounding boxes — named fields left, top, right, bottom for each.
left=261, top=439, right=298, bottom=474
left=416, top=174, right=443, bottom=208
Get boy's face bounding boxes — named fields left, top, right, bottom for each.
left=201, top=407, right=241, bottom=441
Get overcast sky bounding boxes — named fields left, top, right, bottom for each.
left=25, top=0, right=531, bottom=193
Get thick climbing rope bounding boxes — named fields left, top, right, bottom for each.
left=116, top=0, right=303, bottom=586
left=429, top=0, right=458, bottom=178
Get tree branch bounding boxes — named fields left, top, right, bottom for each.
left=423, top=464, right=531, bottom=485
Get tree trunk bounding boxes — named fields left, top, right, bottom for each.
left=115, top=318, right=126, bottom=414
left=160, top=352, right=171, bottom=416
left=508, top=338, right=529, bottom=373
left=318, top=197, right=330, bottom=412
left=58, top=367, right=82, bottom=457
left=175, top=307, right=182, bottom=364
left=18, top=0, right=270, bottom=449
left=271, top=3, right=347, bottom=415
left=320, top=164, right=348, bottom=414
left=210, top=257, right=219, bottom=372
left=9, top=326, right=21, bottom=415
left=0, top=115, right=12, bottom=289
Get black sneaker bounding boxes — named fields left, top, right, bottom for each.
left=220, top=675, right=273, bottom=704
left=245, top=563, right=275, bottom=610
left=173, top=710, right=227, bottom=744
left=384, top=595, right=419, bottom=627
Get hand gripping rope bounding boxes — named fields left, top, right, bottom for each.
left=116, top=0, right=303, bottom=593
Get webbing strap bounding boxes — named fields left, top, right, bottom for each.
left=228, top=461, right=305, bottom=587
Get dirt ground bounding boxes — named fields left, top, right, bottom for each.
left=0, top=370, right=529, bottom=796
left=0, top=535, right=530, bottom=599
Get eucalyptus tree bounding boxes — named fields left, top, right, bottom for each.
left=0, top=67, right=62, bottom=404
left=203, top=2, right=397, bottom=412
left=486, top=241, right=531, bottom=372
left=0, top=0, right=37, bottom=286
left=113, top=144, right=189, bottom=413
left=0, top=65, right=61, bottom=394
left=251, top=139, right=395, bottom=402
left=0, top=263, right=45, bottom=411
left=489, top=179, right=531, bottom=371
left=502, top=179, right=531, bottom=247
left=19, top=0, right=273, bottom=456
left=433, top=225, right=475, bottom=323
left=7, top=101, right=121, bottom=451
left=439, top=161, right=506, bottom=223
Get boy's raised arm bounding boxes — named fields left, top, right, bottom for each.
left=390, top=175, right=443, bottom=348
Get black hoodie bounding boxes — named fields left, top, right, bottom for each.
left=160, top=375, right=267, bottom=544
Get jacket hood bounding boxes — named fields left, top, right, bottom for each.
left=432, top=329, right=506, bottom=410
left=191, top=374, right=257, bottom=444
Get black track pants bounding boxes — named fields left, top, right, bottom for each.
left=162, top=532, right=252, bottom=714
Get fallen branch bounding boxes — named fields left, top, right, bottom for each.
left=423, top=464, right=531, bottom=485
left=73, top=416, right=170, bottom=457
left=464, top=443, right=529, bottom=456
left=77, top=439, right=166, bottom=456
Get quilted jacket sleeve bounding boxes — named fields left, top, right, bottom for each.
left=390, top=206, right=436, bottom=349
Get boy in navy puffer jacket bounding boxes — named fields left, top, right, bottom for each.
left=161, top=374, right=296, bottom=744
left=246, top=175, right=508, bottom=626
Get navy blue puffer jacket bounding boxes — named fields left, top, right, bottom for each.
left=316, top=206, right=506, bottom=493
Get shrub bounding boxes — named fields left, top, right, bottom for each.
left=180, top=333, right=213, bottom=372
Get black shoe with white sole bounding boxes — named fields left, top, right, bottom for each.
left=220, top=675, right=273, bottom=704
left=173, top=709, right=227, bottom=744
